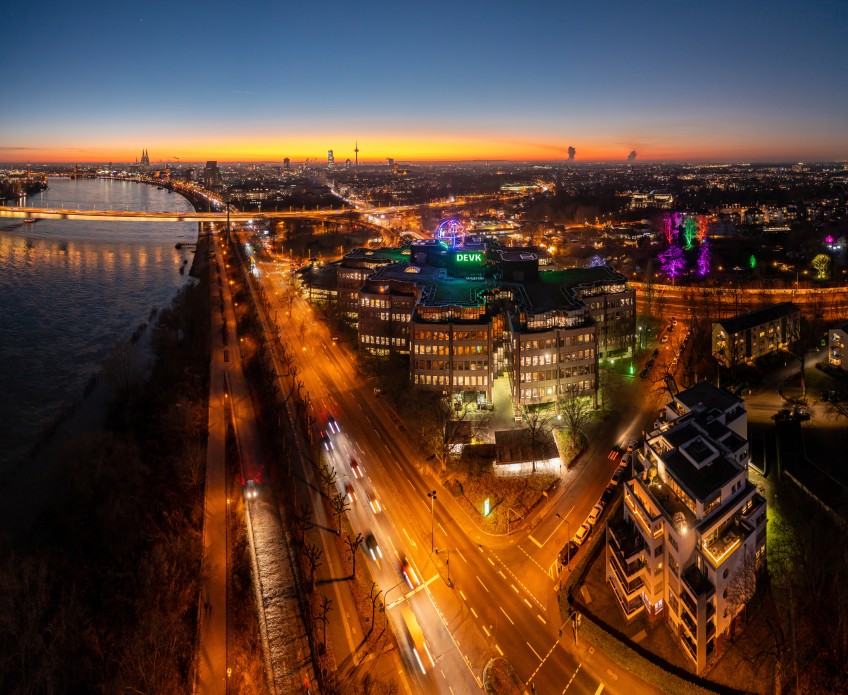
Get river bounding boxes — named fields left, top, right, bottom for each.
left=0, top=177, right=198, bottom=472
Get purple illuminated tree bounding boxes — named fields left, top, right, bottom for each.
left=658, top=244, right=686, bottom=283
left=660, top=214, right=674, bottom=244
left=588, top=254, right=606, bottom=268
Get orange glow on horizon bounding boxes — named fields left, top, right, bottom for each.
left=1, top=132, right=838, bottom=164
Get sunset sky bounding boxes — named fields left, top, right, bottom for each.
left=1, top=0, right=846, bottom=163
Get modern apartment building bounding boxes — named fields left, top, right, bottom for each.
left=607, top=382, right=766, bottom=674
left=712, top=302, right=800, bottom=368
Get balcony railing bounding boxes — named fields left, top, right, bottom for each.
left=609, top=555, right=645, bottom=598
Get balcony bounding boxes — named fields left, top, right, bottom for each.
left=625, top=485, right=664, bottom=539
left=609, top=554, right=645, bottom=599
left=610, top=578, right=645, bottom=620
left=609, top=519, right=646, bottom=562
left=682, top=564, right=714, bottom=599
left=704, top=527, right=742, bottom=567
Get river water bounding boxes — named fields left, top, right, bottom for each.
left=0, top=177, right=198, bottom=471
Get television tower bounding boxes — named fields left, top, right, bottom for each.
left=354, top=141, right=359, bottom=166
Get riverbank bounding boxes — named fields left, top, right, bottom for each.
left=0, top=183, right=208, bottom=536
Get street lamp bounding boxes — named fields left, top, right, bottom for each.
left=427, top=490, right=437, bottom=552
left=435, top=547, right=453, bottom=588
left=555, top=512, right=571, bottom=571
left=558, top=608, right=581, bottom=646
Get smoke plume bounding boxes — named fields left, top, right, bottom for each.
left=627, top=150, right=637, bottom=162
left=567, top=146, right=576, bottom=161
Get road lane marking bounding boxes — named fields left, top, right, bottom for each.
left=487, top=557, right=495, bottom=566
left=524, top=598, right=533, bottom=608
left=528, top=534, right=543, bottom=548
left=594, top=685, right=605, bottom=694
left=511, top=584, right=519, bottom=593
left=470, top=607, right=478, bottom=618
left=495, top=644, right=503, bottom=656
left=456, top=549, right=467, bottom=564
left=527, top=641, right=542, bottom=660
left=498, top=570, right=506, bottom=579
left=537, top=614, right=547, bottom=625
left=437, top=522, right=447, bottom=536
left=500, top=607, right=515, bottom=625
left=482, top=624, right=490, bottom=637
left=459, top=590, right=467, bottom=601
left=477, top=576, right=489, bottom=592
left=402, top=527, right=417, bottom=549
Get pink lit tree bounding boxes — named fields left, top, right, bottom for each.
left=658, top=244, right=686, bottom=283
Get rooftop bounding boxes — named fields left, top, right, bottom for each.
left=716, top=302, right=800, bottom=335
left=675, top=381, right=742, bottom=415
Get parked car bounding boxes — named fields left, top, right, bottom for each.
left=661, top=335, right=669, bottom=344
left=652, top=348, right=660, bottom=358
left=573, top=523, right=592, bottom=546
left=600, top=486, right=616, bottom=506
left=611, top=467, right=626, bottom=484
left=559, top=541, right=579, bottom=565
left=646, top=358, right=655, bottom=368
left=640, top=368, right=650, bottom=379
left=587, top=504, right=604, bottom=526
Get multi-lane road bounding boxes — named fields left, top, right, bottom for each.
left=249, top=246, right=668, bottom=694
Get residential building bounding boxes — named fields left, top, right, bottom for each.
left=712, top=302, right=800, bottom=368
left=828, top=321, right=848, bottom=367
left=607, top=382, right=766, bottom=674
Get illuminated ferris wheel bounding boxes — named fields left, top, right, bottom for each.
left=436, top=219, right=466, bottom=248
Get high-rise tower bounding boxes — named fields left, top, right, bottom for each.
left=354, top=141, right=359, bottom=166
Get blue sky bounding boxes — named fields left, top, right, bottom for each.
left=1, top=0, right=846, bottom=161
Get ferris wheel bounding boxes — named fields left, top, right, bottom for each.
left=436, top=219, right=466, bottom=248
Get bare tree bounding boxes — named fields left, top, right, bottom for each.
left=521, top=404, right=555, bottom=473
left=330, top=491, right=351, bottom=535
left=319, top=462, right=338, bottom=499
left=304, top=542, right=323, bottom=592
left=317, top=595, right=333, bottom=651
left=725, top=546, right=759, bottom=631
left=296, top=503, right=313, bottom=546
left=557, top=394, right=595, bottom=451
left=345, top=533, right=364, bottom=578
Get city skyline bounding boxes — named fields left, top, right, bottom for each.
left=1, top=1, right=847, bottom=163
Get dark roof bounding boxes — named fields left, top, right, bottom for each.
left=675, top=381, right=741, bottom=414
left=494, top=429, right=558, bottom=465
left=682, top=564, right=714, bottom=597
left=716, top=302, right=799, bottom=335
left=664, top=447, right=741, bottom=502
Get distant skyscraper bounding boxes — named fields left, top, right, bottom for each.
left=283, top=157, right=291, bottom=171
left=354, top=141, right=359, bottom=166
left=328, top=150, right=334, bottom=168
left=345, top=158, right=352, bottom=171
left=203, top=160, right=221, bottom=187
left=387, top=157, right=394, bottom=169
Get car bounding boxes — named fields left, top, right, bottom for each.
left=640, top=368, right=650, bottom=379
left=244, top=479, right=258, bottom=500
left=600, top=486, right=615, bottom=506
left=559, top=540, right=579, bottom=565
left=620, top=451, right=632, bottom=468
left=661, top=335, right=669, bottom=344
left=350, top=457, right=364, bottom=479
left=327, top=415, right=340, bottom=434
left=652, top=348, right=660, bottom=358
left=626, top=439, right=637, bottom=452
left=667, top=325, right=674, bottom=332
left=611, top=467, right=626, bottom=484
left=573, top=523, right=592, bottom=546
left=400, top=605, right=435, bottom=674
left=345, top=482, right=357, bottom=503
left=401, top=557, right=420, bottom=588
left=587, top=503, right=604, bottom=525
left=672, top=319, right=678, bottom=327
left=320, top=431, right=334, bottom=451
left=646, top=358, right=655, bottom=368
left=367, top=490, right=382, bottom=513
left=364, top=533, right=382, bottom=561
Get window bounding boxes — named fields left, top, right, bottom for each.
left=654, top=543, right=664, bottom=557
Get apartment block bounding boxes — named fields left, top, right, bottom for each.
left=828, top=321, right=848, bottom=368
left=607, top=382, right=766, bottom=674
left=712, top=302, right=800, bottom=368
